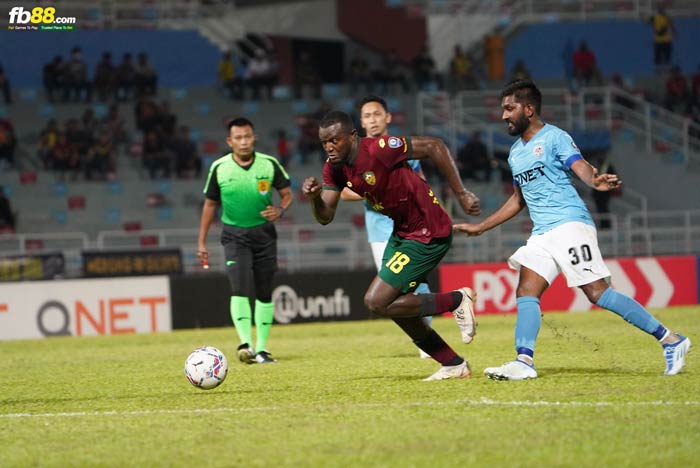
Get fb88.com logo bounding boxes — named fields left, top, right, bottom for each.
left=8, top=6, right=76, bottom=25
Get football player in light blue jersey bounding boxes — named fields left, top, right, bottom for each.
left=455, top=80, right=689, bottom=379
left=341, top=95, right=433, bottom=358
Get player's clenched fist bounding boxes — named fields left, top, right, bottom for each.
left=302, top=177, right=322, bottom=199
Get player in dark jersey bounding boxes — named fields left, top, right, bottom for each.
left=198, top=117, right=293, bottom=365
left=302, top=111, right=482, bottom=381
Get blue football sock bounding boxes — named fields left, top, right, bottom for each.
left=515, top=296, right=541, bottom=357
left=596, top=288, right=666, bottom=338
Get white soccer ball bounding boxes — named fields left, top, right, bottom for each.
left=184, top=346, right=228, bottom=390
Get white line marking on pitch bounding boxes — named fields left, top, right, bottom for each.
left=1, top=399, right=698, bottom=418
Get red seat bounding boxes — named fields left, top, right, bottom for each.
left=352, top=214, right=365, bottom=228
left=20, top=171, right=38, bottom=185
left=25, top=239, right=44, bottom=251
left=201, top=140, right=219, bottom=155
left=140, top=235, right=158, bottom=247
left=123, top=221, right=142, bottom=232
left=68, top=195, right=86, bottom=210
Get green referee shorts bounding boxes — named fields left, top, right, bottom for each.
left=378, top=232, right=452, bottom=294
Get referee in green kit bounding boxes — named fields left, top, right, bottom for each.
left=198, top=117, right=293, bottom=364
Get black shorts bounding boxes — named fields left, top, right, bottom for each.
left=221, top=222, right=277, bottom=298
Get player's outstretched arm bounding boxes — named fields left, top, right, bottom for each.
left=411, top=136, right=481, bottom=216
left=302, top=176, right=340, bottom=225
left=571, top=159, right=622, bottom=192
left=340, top=188, right=363, bottom=201
left=454, top=187, right=526, bottom=236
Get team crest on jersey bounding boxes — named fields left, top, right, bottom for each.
left=363, top=171, right=376, bottom=185
left=257, top=180, right=270, bottom=195
left=533, top=145, right=544, bottom=158
left=378, top=138, right=386, bottom=148
left=388, top=137, right=403, bottom=148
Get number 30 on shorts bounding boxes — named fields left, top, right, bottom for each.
left=568, top=244, right=592, bottom=265
left=385, top=251, right=411, bottom=273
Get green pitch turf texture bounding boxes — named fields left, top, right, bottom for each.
left=1, top=306, right=698, bottom=467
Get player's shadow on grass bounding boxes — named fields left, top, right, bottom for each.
left=542, top=366, right=656, bottom=377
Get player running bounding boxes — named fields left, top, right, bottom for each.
left=454, top=80, right=690, bottom=380
left=302, top=111, right=481, bottom=381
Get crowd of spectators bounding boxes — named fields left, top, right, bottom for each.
left=42, top=47, right=159, bottom=104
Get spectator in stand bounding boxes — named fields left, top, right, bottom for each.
left=43, top=56, right=65, bottom=103
left=93, top=52, right=115, bottom=102
left=52, top=132, right=80, bottom=180
left=484, top=29, right=505, bottom=81
left=247, top=49, right=276, bottom=100
left=116, top=53, right=136, bottom=102
left=157, top=100, right=177, bottom=138
left=573, top=41, right=601, bottom=87
left=218, top=51, right=242, bottom=100
left=610, top=73, right=638, bottom=111
left=37, top=119, right=60, bottom=169
left=135, top=53, right=158, bottom=97
left=589, top=152, right=617, bottom=230
left=375, top=49, right=410, bottom=95
left=0, top=186, right=15, bottom=233
left=0, top=63, right=11, bottom=104
left=135, top=97, right=160, bottom=135
left=170, top=125, right=201, bottom=178
left=449, top=45, right=476, bottom=92
left=84, top=131, right=113, bottom=180
left=510, top=59, right=532, bottom=82
left=82, top=108, right=99, bottom=137
left=65, top=46, right=91, bottom=102
left=294, top=50, right=321, bottom=99
left=276, top=129, right=291, bottom=168
left=664, top=65, right=691, bottom=114
left=413, top=45, right=443, bottom=91
left=457, top=131, right=492, bottom=183
left=142, top=129, right=171, bottom=179
left=296, top=100, right=331, bottom=165
left=65, top=118, right=92, bottom=173
left=102, top=104, right=128, bottom=149
left=0, top=117, right=16, bottom=169
left=348, top=50, right=373, bottom=94
left=649, top=5, right=675, bottom=72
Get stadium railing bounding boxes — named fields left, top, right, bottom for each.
left=2, top=209, right=698, bottom=278
left=419, top=86, right=700, bottom=169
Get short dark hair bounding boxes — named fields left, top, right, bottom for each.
left=358, top=94, right=388, bottom=113
left=319, top=111, right=355, bottom=133
left=500, top=80, right=542, bottom=114
left=227, top=117, right=254, bottom=131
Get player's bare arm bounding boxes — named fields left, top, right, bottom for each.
left=454, top=187, right=526, bottom=236
left=260, top=186, right=294, bottom=221
left=410, top=136, right=481, bottom=216
left=197, top=198, right=219, bottom=262
left=571, top=159, right=622, bottom=192
left=302, top=176, right=341, bottom=225
left=340, top=187, right=363, bottom=201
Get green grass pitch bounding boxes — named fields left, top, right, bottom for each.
left=1, top=306, right=698, bottom=467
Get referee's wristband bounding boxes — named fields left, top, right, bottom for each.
left=278, top=206, right=286, bottom=217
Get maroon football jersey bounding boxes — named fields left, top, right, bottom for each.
left=322, top=135, right=452, bottom=243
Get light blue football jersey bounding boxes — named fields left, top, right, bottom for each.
left=365, top=159, right=422, bottom=242
left=508, top=124, right=593, bottom=235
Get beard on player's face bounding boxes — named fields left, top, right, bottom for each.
left=506, top=112, right=530, bottom=136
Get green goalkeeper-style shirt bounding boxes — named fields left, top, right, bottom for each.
left=203, top=152, right=290, bottom=228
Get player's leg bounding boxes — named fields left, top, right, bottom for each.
left=414, top=282, right=433, bottom=358
left=581, top=278, right=690, bottom=375
left=222, top=226, right=255, bottom=364
left=251, top=222, right=278, bottom=363
left=484, top=238, right=558, bottom=381
left=373, top=239, right=432, bottom=356
left=366, top=234, right=476, bottom=343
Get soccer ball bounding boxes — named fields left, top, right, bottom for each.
left=184, top=346, right=228, bottom=390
